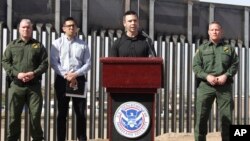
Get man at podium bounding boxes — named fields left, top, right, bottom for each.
left=104, top=11, right=160, bottom=141
left=110, top=10, right=156, bottom=57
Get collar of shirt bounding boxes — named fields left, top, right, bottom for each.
left=208, top=40, right=225, bottom=47
left=63, top=35, right=77, bottom=42
left=124, top=32, right=142, bottom=41
left=17, top=38, right=34, bottom=44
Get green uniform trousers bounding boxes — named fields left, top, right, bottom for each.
left=7, top=82, right=44, bottom=141
left=194, top=82, right=234, bottom=141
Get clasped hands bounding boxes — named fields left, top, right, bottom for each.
left=206, top=74, right=227, bottom=86
left=64, top=71, right=78, bottom=88
left=17, top=72, right=35, bottom=83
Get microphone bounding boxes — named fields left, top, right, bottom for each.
left=141, top=30, right=151, bottom=39
left=141, top=30, right=157, bottom=57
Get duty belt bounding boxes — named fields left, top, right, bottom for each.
left=13, top=78, right=40, bottom=86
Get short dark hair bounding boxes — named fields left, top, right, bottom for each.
left=63, top=17, right=77, bottom=26
left=123, top=10, right=138, bottom=21
left=209, top=21, right=222, bottom=29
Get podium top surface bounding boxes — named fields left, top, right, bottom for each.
left=100, top=57, right=163, bottom=89
left=100, top=57, right=163, bottom=64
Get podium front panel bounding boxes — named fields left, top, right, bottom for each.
left=109, top=93, right=155, bottom=141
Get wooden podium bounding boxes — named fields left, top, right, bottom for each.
left=100, top=57, right=163, bottom=141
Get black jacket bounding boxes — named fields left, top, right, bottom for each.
left=110, top=31, right=156, bottom=57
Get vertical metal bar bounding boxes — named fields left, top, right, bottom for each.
left=171, top=35, right=178, bottom=132
left=71, top=109, right=77, bottom=140
left=55, top=0, right=61, bottom=36
left=244, top=7, right=249, bottom=124
left=237, top=40, right=243, bottom=124
left=82, top=0, right=88, bottom=40
left=0, top=21, right=3, bottom=140
left=244, top=48, right=249, bottom=124
left=52, top=32, right=58, bottom=141
left=4, top=18, right=11, bottom=139
left=4, top=76, right=9, bottom=141
left=231, top=39, right=236, bottom=124
left=244, top=7, right=249, bottom=48
left=186, top=4, right=193, bottom=129
left=155, top=34, right=162, bottom=136
left=53, top=72, right=58, bottom=139
left=53, top=91, right=57, bottom=141
left=7, top=0, right=12, bottom=42
left=208, top=70, right=214, bottom=131
left=164, top=36, right=171, bottom=133
left=24, top=106, right=30, bottom=141
left=186, top=4, right=193, bottom=130
left=215, top=104, right=219, bottom=131
left=137, top=0, right=140, bottom=17
left=70, top=0, right=72, bottom=16
left=45, top=23, right=52, bottom=141
left=36, top=24, right=43, bottom=42
left=66, top=111, right=69, bottom=140
left=6, top=7, right=13, bottom=141
left=209, top=4, right=215, bottom=23
left=89, top=30, right=97, bottom=139
left=186, top=40, right=194, bottom=132
left=98, top=29, right=106, bottom=138
left=125, top=0, right=131, bottom=12
left=179, top=35, right=186, bottom=132
left=108, top=30, right=114, bottom=57
left=187, top=1, right=193, bottom=46
left=116, top=30, right=123, bottom=38
left=106, top=30, right=115, bottom=138
left=149, top=0, right=155, bottom=40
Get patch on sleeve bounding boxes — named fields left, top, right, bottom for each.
left=223, top=46, right=229, bottom=53
left=32, top=43, right=40, bottom=48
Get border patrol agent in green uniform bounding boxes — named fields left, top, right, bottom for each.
left=193, top=21, right=239, bottom=141
left=2, top=19, right=48, bottom=141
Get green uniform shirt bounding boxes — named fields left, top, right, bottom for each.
left=2, top=38, right=48, bottom=80
left=193, top=40, right=239, bottom=82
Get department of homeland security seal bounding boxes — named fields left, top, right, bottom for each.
left=113, top=101, right=150, bottom=138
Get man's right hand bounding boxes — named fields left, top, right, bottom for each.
left=69, top=78, right=78, bottom=88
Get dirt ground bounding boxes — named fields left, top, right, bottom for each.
left=154, top=132, right=221, bottom=141
left=89, top=132, right=221, bottom=141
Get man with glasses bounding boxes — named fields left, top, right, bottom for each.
left=51, top=17, right=91, bottom=141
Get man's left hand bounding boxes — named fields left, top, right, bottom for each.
left=216, top=74, right=228, bottom=85
left=22, top=71, right=35, bottom=82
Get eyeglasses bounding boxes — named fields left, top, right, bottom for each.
left=64, top=24, right=76, bottom=28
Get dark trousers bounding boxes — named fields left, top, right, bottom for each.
left=55, top=75, right=87, bottom=141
